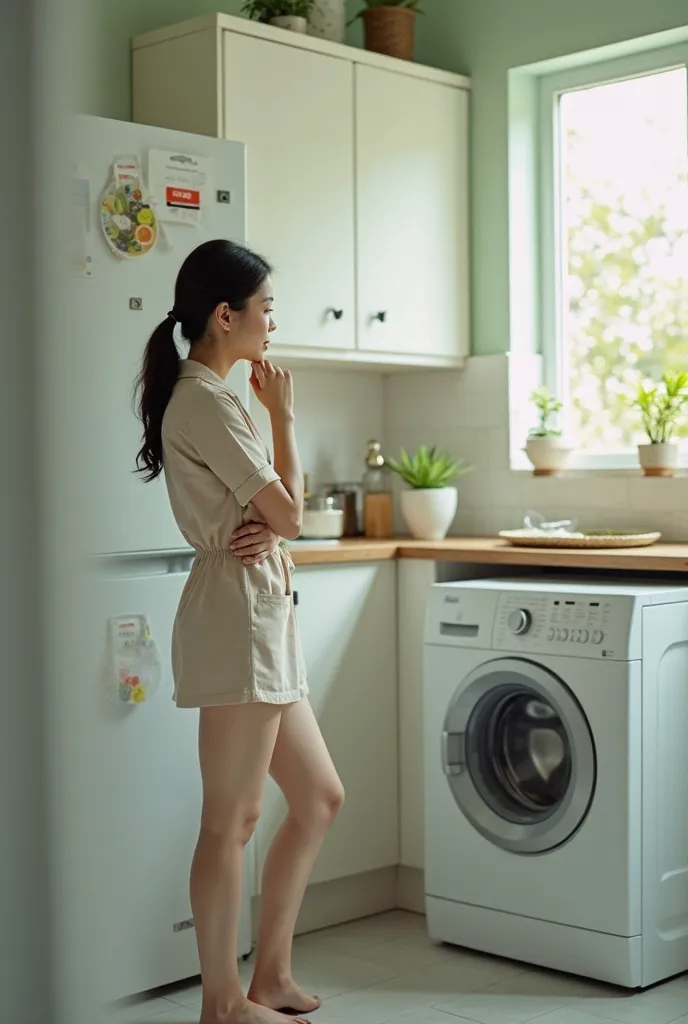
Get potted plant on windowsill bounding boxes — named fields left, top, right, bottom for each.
left=241, top=0, right=315, bottom=32
left=387, top=446, right=473, bottom=541
left=350, top=0, right=423, bottom=61
left=633, top=372, right=688, bottom=477
left=524, top=386, right=571, bottom=476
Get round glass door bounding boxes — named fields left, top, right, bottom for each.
left=442, top=659, right=596, bottom=854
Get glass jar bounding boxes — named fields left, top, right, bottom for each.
left=362, top=440, right=393, bottom=539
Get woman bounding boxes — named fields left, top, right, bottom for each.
left=134, top=239, right=344, bottom=1024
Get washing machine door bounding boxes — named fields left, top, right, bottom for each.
left=442, top=658, right=596, bottom=854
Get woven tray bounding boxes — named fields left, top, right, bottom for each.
left=499, top=530, right=661, bottom=550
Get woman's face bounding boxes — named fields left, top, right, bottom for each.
left=231, top=276, right=276, bottom=363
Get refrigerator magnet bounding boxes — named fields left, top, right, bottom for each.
left=100, top=155, right=158, bottom=260
left=104, top=614, right=162, bottom=706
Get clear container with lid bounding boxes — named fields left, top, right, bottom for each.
left=362, top=440, right=393, bottom=539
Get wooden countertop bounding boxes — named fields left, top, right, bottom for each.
left=288, top=537, right=688, bottom=573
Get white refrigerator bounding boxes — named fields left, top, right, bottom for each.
left=43, top=115, right=254, bottom=1012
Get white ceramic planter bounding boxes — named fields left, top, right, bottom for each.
left=637, top=442, right=679, bottom=477
left=400, top=487, right=458, bottom=541
left=524, top=436, right=572, bottom=476
left=308, top=0, right=346, bottom=42
left=270, top=15, right=308, bottom=32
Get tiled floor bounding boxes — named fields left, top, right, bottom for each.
left=111, top=911, right=688, bottom=1024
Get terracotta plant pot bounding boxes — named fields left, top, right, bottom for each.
left=362, top=6, right=416, bottom=61
left=524, top=436, right=572, bottom=476
left=637, top=442, right=679, bottom=477
left=270, top=15, right=308, bottom=32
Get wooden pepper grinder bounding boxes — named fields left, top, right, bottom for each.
left=363, top=440, right=393, bottom=539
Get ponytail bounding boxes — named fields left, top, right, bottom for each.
left=134, top=240, right=271, bottom=483
left=134, top=315, right=180, bottom=481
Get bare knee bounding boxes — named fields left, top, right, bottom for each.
left=201, top=802, right=261, bottom=847
left=294, top=779, right=345, bottom=833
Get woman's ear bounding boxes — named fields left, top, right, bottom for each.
left=214, top=302, right=232, bottom=333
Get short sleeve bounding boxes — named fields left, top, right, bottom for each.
left=187, top=389, right=280, bottom=506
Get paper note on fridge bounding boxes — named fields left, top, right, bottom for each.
left=148, top=149, right=211, bottom=226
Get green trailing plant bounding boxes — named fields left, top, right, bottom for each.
left=241, top=0, right=314, bottom=22
left=633, top=371, right=688, bottom=444
left=528, top=386, right=563, bottom=438
left=350, top=0, right=424, bottom=22
left=387, top=446, right=473, bottom=490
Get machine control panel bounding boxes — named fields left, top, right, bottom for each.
left=493, top=591, right=636, bottom=660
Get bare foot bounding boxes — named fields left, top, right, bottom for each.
left=200, top=996, right=310, bottom=1024
left=248, top=979, right=321, bottom=1016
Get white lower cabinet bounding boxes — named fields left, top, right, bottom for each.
left=255, top=561, right=399, bottom=892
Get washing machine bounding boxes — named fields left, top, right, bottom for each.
left=424, top=578, right=688, bottom=989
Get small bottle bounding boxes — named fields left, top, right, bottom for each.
left=363, top=440, right=393, bottom=539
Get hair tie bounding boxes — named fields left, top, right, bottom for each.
left=167, top=310, right=178, bottom=324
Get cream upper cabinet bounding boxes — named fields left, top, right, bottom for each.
left=222, top=33, right=356, bottom=352
left=355, top=66, right=469, bottom=362
left=132, top=14, right=470, bottom=368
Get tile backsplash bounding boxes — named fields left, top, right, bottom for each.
left=249, top=367, right=384, bottom=493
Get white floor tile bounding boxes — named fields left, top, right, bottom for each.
left=576, top=977, right=688, bottom=1024
left=431, top=967, right=605, bottom=1024
left=106, top=994, right=183, bottom=1022
left=524, top=1009, right=619, bottom=1024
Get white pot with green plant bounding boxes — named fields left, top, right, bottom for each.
left=634, top=372, right=688, bottom=477
left=242, top=0, right=314, bottom=32
left=309, top=0, right=346, bottom=41
left=524, top=386, right=571, bottom=476
left=387, top=446, right=473, bottom=541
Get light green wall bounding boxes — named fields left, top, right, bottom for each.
left=81, top=0, right=687, bottom=356
left=417, top=0, right=688, bottom=356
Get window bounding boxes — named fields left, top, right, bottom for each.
left=539, top=46, right=688, bottom=465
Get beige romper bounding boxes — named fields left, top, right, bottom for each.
left=161, top=359, right=308, bottom=708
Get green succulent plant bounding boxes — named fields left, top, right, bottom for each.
left=633, top=371, right=688, bottom=444
left=387, top=446, right=473, bottom=490
left=241, top=0, right=314, bottom=22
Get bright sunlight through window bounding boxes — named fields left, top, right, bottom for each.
left=556, top=67, right=688, bottom=454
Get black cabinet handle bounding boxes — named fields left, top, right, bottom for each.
left=374, top=311, right=387, bottom=323
left=328, top=308, right=344, bottom=320
left=293, top=590, right=299, bottom=606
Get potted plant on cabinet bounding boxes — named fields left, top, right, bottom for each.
left=387, top=446, right=473, bottom=541
left=309, top=0, right=346, bottom=41
left=350, top=0, right=423, bottom=61
left=524, top=386, right=571, bottom=476
left=241, top=0, right=315, bottom=33
left=633, top=371, right=688, bottom=477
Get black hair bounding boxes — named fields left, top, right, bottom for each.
left=134, top=239, right=272, bottom=481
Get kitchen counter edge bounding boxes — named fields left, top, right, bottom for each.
left=289, top=537, right=688, bottom=573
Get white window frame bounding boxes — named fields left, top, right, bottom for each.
left=537, top=43, right=688, bottom=471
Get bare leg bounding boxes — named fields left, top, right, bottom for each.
left=249, top=699, right=345, bottom=1014
left=191, top=702, right=309, bottom=1024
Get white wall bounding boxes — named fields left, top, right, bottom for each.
left=385, top=355, right=688, bottom=542
left=250, top=368, right=385, bottom=493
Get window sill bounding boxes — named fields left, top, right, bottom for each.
left=509, top=451, right=688, bottom=476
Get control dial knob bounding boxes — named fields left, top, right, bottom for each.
left=508, top=609, right=532, bottom=635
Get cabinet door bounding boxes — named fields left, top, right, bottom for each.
left=256, top=562, right=399, bottom=890
left=223, top=32, right=356, bottom=351
left=355, top=66, right=469, bottom=360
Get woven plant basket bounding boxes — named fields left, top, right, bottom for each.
left=362, top=6, right=416, bottom=61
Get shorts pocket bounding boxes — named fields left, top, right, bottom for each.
left=252, top=594, right=293, bottom=692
